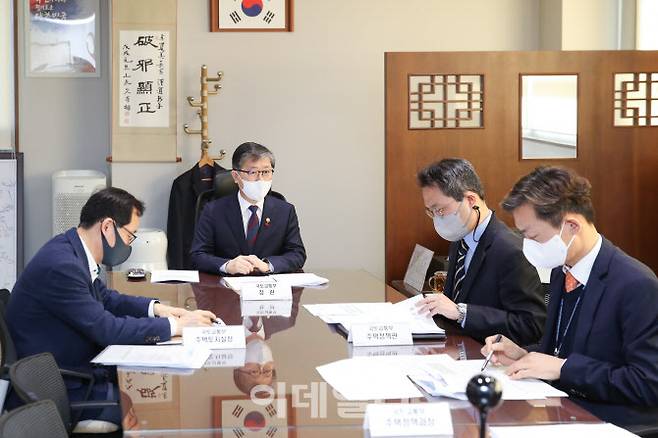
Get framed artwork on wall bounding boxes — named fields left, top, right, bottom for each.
left=25, top=0, right=100, bottom=77
left=210, top=0, right=293, bottom=32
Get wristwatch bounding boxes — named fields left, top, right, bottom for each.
left=456, top=303, right=468, bottom=324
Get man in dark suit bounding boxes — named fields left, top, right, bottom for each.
left=190, top=142, right=306, bottom=275
left=415, top=158, right=546, bottom=345
left=7, top=188, right=215, bottom=427
left=483, top=166, right=658, bottom=429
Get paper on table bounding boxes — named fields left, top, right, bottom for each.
left=270, top=273, right=329, bottom=287
left=490, top=423, right=638, bottom=438
left=389, top=295, right=445, bottom=334
left=92, top=345, right=210, bottom=369
left=316, top=356, right=423, bottom=401
left=222, top=276, right=270, bottom=291
left=150, top=270, right=199, bottom=283
left=303, top=302, right=393, bottom=318
left=408, top=358, right=567, bottom=400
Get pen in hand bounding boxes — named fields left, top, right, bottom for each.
left=481, top=334, right=503, bottom=371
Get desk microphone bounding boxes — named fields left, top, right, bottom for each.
left=466, top=374, right=502, bottom=438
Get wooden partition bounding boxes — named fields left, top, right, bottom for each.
left=385, top=51, right=658, bottom=284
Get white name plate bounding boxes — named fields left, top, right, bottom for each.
left=183, top=326, right=246, bottom=350
left=364, top=402, right=453, bottom=437
left=241, top=280, right=292, bottom=301
left=203, top=349, right=246, bottom=368
left=241, top=299, right=292, bottom=317
left=351, top=323, right=413, bottom=347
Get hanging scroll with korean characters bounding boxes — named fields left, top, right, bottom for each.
left=119, top=31, right=170, bottom=128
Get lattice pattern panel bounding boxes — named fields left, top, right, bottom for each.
left=614, top=73, right=658, bottom=126
left=409, top=74, right=483, bottom=129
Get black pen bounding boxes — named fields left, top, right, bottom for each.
left=481, top=334, right=502, bottom=371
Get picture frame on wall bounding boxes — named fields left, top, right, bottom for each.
left=210, top=0, right=293, bottom=32
left=25, top=0, right=100, bottom=77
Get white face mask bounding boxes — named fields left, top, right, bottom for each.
left=433, top=200, right=473, bottom=242
left=240, top=178, right=272, bottom=202
left=522, top=222, right=576, bottom=269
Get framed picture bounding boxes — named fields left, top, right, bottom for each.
left=210, top=0, right=293, bottom=32
left=25, top=0, right=100, bottom=77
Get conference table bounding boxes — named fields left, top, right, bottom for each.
left=109, top=270, right=600, bottom=437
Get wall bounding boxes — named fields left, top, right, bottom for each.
left=18, top=0, right=111, bottom=263
left=170, top=0, right=540, bottom=279
left=20, top=0, right=540, bottom=280
left=0, top=0, right=14, bottom=148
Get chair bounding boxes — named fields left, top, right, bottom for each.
left=0, top=400, right=68, bottom=438
left=0, top=301, right=17, bottom=374
left=9, top=352, right=120, bottom=435
left=193, top=170, right=286, bottom=225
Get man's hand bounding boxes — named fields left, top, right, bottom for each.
left=415, top=293, right=460, bottom=320
left=480, top=334, right=528, bottom=366
left=174, top=309, right=217, bottom=336
left=154, top=303, right=187, bottom=318
left=506, top=352, right=566, bottom=381
left=245, top=255, right=270, bottom=273
left=226, top=255, right=256, bottom=275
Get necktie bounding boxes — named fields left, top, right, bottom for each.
left=564, top=270, right=580, bottom=293
left=452, top=239, right=469, bottom=302
left=246, top=205, right=260, bottom=247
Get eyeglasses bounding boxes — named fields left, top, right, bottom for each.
left=233, top=168, right=275, bottom=179
left=122, top=227, right=138, bottom=245
left=425, top=201, right=461, bottom=218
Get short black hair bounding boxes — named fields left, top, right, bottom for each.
left=79, top=187, right=145, bottom=229
left=501, top=166, right=595, bottom=226
left=232, top=142, right=275, bottom=170
left=417, top=158, right=485, bottom=200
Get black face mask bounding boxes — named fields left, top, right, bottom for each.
left=101, top=222, right=132, bottom=266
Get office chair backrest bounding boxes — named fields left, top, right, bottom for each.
left=0, top=289, right=10, bottom=310
left=9, top=352, right=72, bottom=431
left=0, top=301, right=17, bottom=370
left=194, top=170, right=286, bottom=225
left=0, top=400, right=68, bottom=438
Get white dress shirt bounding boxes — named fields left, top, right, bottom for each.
left=562, top=234, right=603, bottom=287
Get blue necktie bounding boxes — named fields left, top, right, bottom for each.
left=452, top=239, right=469, bottom=302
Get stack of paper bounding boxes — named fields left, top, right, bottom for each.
left=490, top=423, right=638, bottom=437
left=305, top=295, right=445, bottom=337
left=92, top=345, right=211, bottom=369
left=222, top=273, right=329, bottom=290
left=317, top=354, right=567, bottom=401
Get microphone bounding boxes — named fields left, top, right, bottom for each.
left=466, top=374, right=502, bottom=438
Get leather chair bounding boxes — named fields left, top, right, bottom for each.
left=0, top=400, right=68, bottom=438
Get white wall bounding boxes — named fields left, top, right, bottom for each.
left=22, top=0, right=541, bottom=280
left=562, top=0, right=619, bottom=49
left=0, top=0, right=14, bottom=149
left=19, top=0, right=110, bottom=263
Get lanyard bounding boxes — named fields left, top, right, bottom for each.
left=553, top=292, right=583, bottom=357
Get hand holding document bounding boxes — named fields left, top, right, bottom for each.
left=150, top=270, right=199, bottom=283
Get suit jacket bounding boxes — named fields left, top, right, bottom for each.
left=7, top=228, right=171, bottom=374
left=540, top=238, right=658, bottom=427
left=190, top=193, right=306, bottom=274
left=442, top=213, right=546, bottom=345
left=167, top=163, right=225, bottom=269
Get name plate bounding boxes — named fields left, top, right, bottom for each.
left=203, top=349, right=246, bottom=368
left=241, top=299, right=292, bottom=317
left=241, top=281, right=292, bottom=301
left=183, top=326, right=246, bottom=350
left=350, top=323, right=413, bottom=347
left=364, top=402, right=453, bottom=437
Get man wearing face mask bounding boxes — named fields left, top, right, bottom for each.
left=482, top=166, right=658, bottom=429
left=191, top=142, right=306, bottom=275
left=415, top=158, right=546, bottom=345
left=6, top=187, right=216, bottom=427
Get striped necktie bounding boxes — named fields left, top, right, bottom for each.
left=246, top=205, right=260, bottom=247
left=452, top=239, right=469, bottom=302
